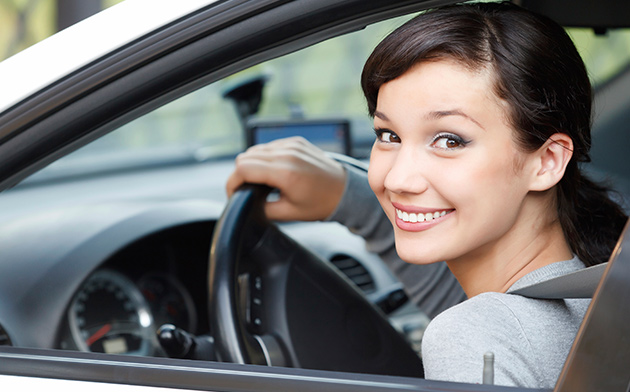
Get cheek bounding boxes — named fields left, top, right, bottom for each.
left=367, top=168, right=383, bottom=197
left=368, top=147, right=387, bottom=193
left=368, top=149, right=396, bottom=221
left=470, top=137, right=525, bottom=184
left=449, top=152, right=530, bottom=220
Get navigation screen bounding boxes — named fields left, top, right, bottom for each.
left=247, top=120, right=351, bottom=155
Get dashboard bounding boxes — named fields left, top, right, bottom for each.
left=57, top=222, right=212, bottom=356
left=0, top=159, right=425, bottom=358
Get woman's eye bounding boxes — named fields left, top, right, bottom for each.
left=431, top=133, right=468, bottom=150
left=374, top=129, right=401, bottom=143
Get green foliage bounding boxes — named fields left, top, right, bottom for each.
left=568, top=28, right=630, bottom=85
left=0, top=0, right=124, bottom=61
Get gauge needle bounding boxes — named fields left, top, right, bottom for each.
left=86, top=323, right=112, bottom=347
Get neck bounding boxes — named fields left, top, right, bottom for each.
left=446, top=197, right=573, bottom=298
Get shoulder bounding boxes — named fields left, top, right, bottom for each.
left=424, top=293, right=531, bottom=351
left=421, top=292, right=540, bottom=386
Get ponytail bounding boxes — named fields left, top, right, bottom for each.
left=558, top=164, right=628, bottom=266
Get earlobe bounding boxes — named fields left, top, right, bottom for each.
left=529, top=133, right=573, bottom=192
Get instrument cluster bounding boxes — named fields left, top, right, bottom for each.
left=63, top=269, right=197, bottom=356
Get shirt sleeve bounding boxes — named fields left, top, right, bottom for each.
left=326, top=164, right=466, bottom=318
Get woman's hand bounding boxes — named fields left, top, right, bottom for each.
left=226, top=137, right=347, bottom=221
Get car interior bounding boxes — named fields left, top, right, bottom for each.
left=0, top=0, right=629, bottom=390
left=0, top=11, right=433, bottom=363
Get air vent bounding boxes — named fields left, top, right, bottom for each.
left=330, top=254, right=375, bottom=293
left=0, top=324, right=12, bottom=346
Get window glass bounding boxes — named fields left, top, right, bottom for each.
left=29, top=17, right=630, bottom=182
left=568, top=28, right=630, bottom=86
left=26, top=15, right=412, bottom=183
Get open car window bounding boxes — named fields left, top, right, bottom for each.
left=1, top=1, right=629, bottom=391
left=569, top=27, right=630, bottom=86
left=21, top=14, right=415, bottom=185
left=20, top=21, right=630, bottom=189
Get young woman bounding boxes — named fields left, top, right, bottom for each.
left=228, top=2, right=627, bottom=388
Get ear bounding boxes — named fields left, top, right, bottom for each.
left=529, top=133, right=573, bottom=192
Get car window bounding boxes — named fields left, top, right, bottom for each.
left=22, top=15, right=414, bottom=184
left=573, top=27, right=630, bottom=198
left=23, top=20, right=630, bottom=187
left=568, top=27, right=630, bottom=86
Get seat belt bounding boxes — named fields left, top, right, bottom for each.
left=510, top=262, right=608, bottom=299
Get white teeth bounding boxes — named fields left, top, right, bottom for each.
left=396, top=209, right=451, bottom=223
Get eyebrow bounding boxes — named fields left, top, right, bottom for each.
left=374, top=109, right=485, bottom=131
left=425, top=109, right=486, bottom=130
left=374, top=110, right=389, bottom=121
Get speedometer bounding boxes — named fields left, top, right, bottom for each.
left=68, top=269, right=155, bottom=356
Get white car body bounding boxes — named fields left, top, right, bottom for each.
left=0, top=0, right=215, bottom=114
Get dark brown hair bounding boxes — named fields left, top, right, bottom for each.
left=361, top=2, right=627, bottom=266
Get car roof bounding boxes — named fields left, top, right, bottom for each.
left=0, top=0, right=215, bottom=114
left=522, top=0, right=630, bottom=29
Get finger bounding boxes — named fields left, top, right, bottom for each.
left=226, top=153, right=267, bottom=196
left=264, top=198, right=308, bottom=221
left=225, top=170, right=245, bottom=197
left=226, top=156, right=293, bottom=196
left=263, top=199, right=292, bottom=221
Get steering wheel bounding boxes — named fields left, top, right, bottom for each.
left=208, top=183, right=424, bottom=377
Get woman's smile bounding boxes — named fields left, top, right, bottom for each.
left=393, top=203, right=455, bottom=232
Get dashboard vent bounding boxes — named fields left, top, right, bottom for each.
left=330, top=254, right=375, bottom=293
left=0, top=324, right=11, bottom=346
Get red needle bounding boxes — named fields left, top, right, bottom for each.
left=86, top=323, right=112, bottom=347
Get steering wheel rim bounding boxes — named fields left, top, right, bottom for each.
left=208, top=183, right=270, bottom=364
left=208, top=183, right=424, bottom=376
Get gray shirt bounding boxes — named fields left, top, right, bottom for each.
left=422, top=257, right=590, bottom=388
left=327, top=165, right=466, bottom=319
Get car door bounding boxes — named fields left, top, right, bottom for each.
left=0, top=0, right=629, bottom=391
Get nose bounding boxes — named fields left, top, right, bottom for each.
left=383, top=147, right=429, bottom=195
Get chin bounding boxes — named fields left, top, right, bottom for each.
left=394, top=242, right=441, bottom=265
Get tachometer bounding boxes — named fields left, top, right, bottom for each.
left=138, top=273, right=197, bottom=333
left=68, top=269, right=155, bottom=355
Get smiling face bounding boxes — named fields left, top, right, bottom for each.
left=368, top=59, right=540, bottom=266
